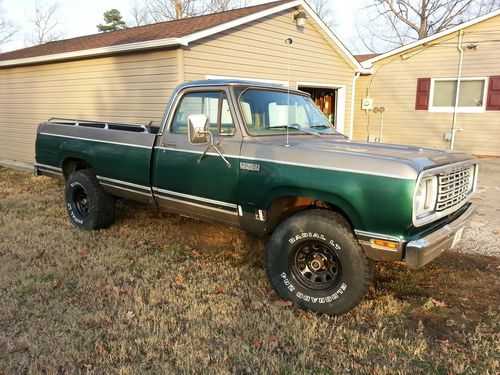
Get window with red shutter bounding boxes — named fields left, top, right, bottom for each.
left=415, top=78, right=431, bottom=110
left=486, top=76, right=500, bottom=110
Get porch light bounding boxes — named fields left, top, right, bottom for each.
left=294, top=11, right=307, bottom=27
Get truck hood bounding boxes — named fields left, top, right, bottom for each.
left=244, top=136, right=475, bottom=180
left=301, top=138, right=474, bottom=171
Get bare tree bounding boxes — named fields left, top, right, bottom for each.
left=130, top=2, right=152, bottom=26
left=307, top=0, right=337, bottom=29
left=357, top=0, right=500, bottom=52
left=25, top=1, right=64, bottom=46
left=144, top=0, right=200, bottom=21
left=140, top=0, right=249, bottom=23
left=0, top=0, right=19, bottom=47
left=205, top=0, right=250, bottom=14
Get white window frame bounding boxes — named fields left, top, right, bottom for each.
left=297, top=82, right=346, bottom=134
left=428, top=77, right=488, bottom=113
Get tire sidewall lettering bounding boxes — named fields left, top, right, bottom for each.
left=282, top=231, right=348, bottom=305
left=66, top=176, right=90, bottom=226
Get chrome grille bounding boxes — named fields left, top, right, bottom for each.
left=436, top=165, right=473, bottom=211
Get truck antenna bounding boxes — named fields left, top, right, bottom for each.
left=285, top=37, right=293, bottom=147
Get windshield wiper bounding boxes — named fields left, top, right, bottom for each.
left=309, top=124, right=330, bottom=129
left=267, top=125, right=321, bottom=137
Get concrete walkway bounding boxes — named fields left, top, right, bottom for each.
left=458, top=158, right=500, bottom=257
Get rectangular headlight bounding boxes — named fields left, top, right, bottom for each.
left=414, top=175, right=438, bottom=220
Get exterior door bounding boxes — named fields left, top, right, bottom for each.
left=152, top=87, right=241, bottom=225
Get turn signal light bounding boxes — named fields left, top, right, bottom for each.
left=371, top=239, right=399, bottom=250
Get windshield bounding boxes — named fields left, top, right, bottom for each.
left=238, top=88, right=340, bottom=136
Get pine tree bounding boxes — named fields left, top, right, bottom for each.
left=97, top=9, right=128, bottom=32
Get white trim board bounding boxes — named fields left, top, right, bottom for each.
left=0, top=38, right=184, bottom=68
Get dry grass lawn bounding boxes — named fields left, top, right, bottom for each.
left=0, top=166, right=499, bottom=374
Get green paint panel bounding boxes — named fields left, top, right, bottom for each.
left=37, top=133, right=418, bottom=239
left=36, top=134, right=152, bottom=187
left=153, top=149, right=239, bottom=203
left=238, top=159, right=415, bottom=239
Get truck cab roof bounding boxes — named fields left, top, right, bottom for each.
left=175, top=79, right=305, bottom=95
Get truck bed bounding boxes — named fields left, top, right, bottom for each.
left=35, top=117, right=158, bottom=203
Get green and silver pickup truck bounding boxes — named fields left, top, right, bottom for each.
left=35, top=80, right=478, bottom=315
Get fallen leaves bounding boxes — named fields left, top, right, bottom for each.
left=80, top=363, right=92, bottom=370
left=97, top=344, right=107, bottom=355
left=77, top=247, right=89, bottom=255
left=423, top=297, right=447, bottom=310
left=124, top=311, right=135, bottom=322
left=274, top=300, right=293, bottom=308
left=175, top=274, right=185, bottom=283
left=251, top=337, right=262, bottom=349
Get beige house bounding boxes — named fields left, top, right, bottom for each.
left=353, top=10, right=500, bottom=157
left=0, top=0, right=367, bottom=168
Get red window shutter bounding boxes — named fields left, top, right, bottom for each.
left=486, top=76, right=500, bottom=110
left=415, top=78, right=431, bottom=110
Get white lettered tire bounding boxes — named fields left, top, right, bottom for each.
left=266, top=209, right=374, bottom=315
left=64, top=170, right=115, bottom=230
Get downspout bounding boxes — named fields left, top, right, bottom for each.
left=451, top=30, right=464, bottom=150
left=349, top=71, right=361, bottom=140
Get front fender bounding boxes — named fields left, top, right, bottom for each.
left=263, top=186, right=364, bottom=229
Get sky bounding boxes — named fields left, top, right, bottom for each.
left=1, top=0, right=368, bottom=54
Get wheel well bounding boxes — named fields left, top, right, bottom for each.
left=267, top=196, right=355, bottom=233
left=62, top=158, right=92, bottom=180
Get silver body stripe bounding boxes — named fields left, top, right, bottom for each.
left=156, top=195, right=238, bottom=215
left=96, top=175, right=151, bottom=191
left=35, top=163, right=62, bottom=171
left=99, top=182, right=153, bottom=197
left=152, top=187, right=237, bottom=209
left=155, top=147, right=414, bottom=180
left=39, top=132, right=152, bottom=149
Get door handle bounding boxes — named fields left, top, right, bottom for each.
left=161, top=142, right=176, bottom=148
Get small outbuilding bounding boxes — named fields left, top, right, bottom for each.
left=353, top=9, right=500, bottom=157
left=0, top=0, right=366, bottom=168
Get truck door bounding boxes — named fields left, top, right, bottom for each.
left=152, top=87, right=241, bottom=226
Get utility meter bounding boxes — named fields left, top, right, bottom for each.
left=361, top=98, right=373, bottom=110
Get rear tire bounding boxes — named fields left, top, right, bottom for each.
left=266, top=209, right=374, bottom=315
left=64, top=169, right=114, bottom=230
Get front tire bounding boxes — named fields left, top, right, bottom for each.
left=266, top=209, right=374, bottom=315
left=64, top=169, right=114, bottom=230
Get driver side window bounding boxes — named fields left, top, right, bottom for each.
left=171, top=91, right=235, bottom=136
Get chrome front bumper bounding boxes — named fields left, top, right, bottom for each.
left=405, top=204, right=475, bottom=269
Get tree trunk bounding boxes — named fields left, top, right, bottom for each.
left=175, top=0, right=182, bottom=19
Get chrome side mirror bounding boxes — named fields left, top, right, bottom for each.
left=187, top=114, right=210, bottom=145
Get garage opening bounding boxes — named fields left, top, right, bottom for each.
left=298, top=85, right=345, bottom=133
left=299, top=86, right=337, bottom=127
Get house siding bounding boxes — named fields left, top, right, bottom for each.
left=182, top=9, right=355, bottom=135
left=0, top=7, right=357, bottom=167
left=0, top=49, right=178, bottom=165
left=353, top=14, right=500, bottom=156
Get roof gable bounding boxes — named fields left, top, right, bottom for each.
left=0, top=0, right=291, bottom=63
left=364, top=9, right=500, bottom=66
left=0, top=0, right=365, bottom=72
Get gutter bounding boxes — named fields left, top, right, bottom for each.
left=349, top=72, right=361, bottom=139
left=451, top=30, right=464, bottom=151
left=0, top=37, right=185, bottom=68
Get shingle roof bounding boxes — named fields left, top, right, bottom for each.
left=354, top=53, right=379, bottom=62
left=0, top=0, right=291, bottom=62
